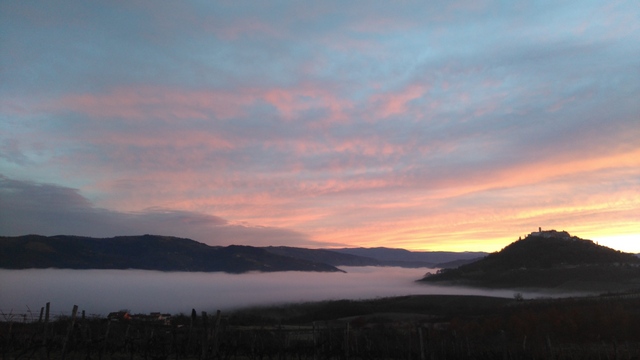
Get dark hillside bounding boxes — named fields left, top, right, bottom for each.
left=0, top=234, right=343, bottom=273
left=263, top=246, right=381, bottom=266
left=470, top=233, right=637, bottom=271
left=332, top=247, right=486, bottom=263
left=421, top=230, right=640, bottom=291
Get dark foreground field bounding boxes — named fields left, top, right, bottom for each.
left=3, top=293, right=640, bottom=360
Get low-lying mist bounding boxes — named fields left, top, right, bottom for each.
left=1, top=267, right=561, bottom=317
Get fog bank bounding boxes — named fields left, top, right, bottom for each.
left=1, top=267, right=562, bottom=317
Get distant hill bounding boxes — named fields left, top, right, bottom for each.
left=262, top=246, right=382, bottom=267
left=421, top=230, right=640, bottom=291
left=261, top=246, right=486, bottom=269
left=0, top=235, right=343, bottom=273
left=331, top=247, right=487, bottom=268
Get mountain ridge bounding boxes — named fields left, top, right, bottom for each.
left=0, top=234, right=342, bottom=273
left=329, top=247, right=486, bottom=268
left=0, top=234, right=482, bottom=273
left=262, top=246, right=382, bottom=267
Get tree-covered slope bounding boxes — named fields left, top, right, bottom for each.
left=332, top=247, right=486, bottom=266
left=421, top=231, right=640, bottom=290
left=263, top=246, right=486, bottom=269
left=0, top=234, right=343, bottom=273
left=263, top=246, right=382, bottom=266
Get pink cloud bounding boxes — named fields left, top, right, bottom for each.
left=413, top=147, right=640, bottom=203
left=370, top=85, right=428, bottom=118
left=262, top=85, right=352, bottom=123
left=90, top=130, right=236, bottom=150
left=50, top=84, right=354, bottom=125
left=53, top=86, right=255, bottom=120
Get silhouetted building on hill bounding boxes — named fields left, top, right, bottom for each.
left=528, top=228, right=571, bottom=239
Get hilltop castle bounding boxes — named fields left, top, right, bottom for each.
left=528, top=227, right=571, bottom=239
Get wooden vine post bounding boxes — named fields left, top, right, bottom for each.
left=61, top=305, right=78, bottom=360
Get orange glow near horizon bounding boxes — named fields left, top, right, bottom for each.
left=319, top=226, right=640, bottom=254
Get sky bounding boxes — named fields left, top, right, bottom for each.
left=1, top=1, right=639, bottom=253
